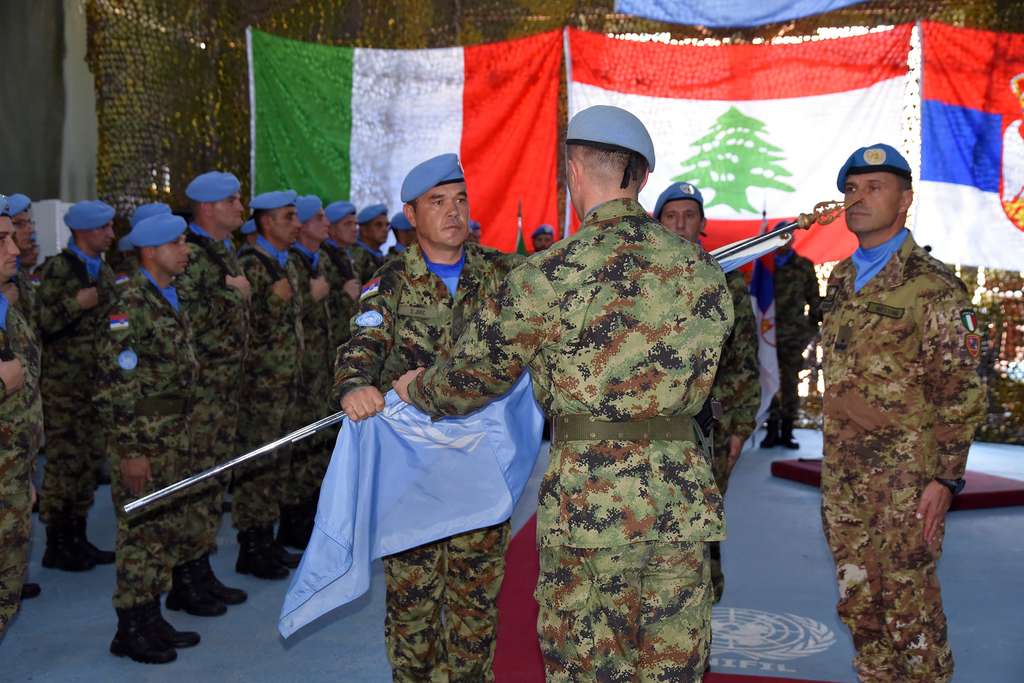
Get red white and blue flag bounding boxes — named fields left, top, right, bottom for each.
left=749, top=214, right=779, bottom=424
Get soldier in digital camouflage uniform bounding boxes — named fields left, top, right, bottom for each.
left=321, top=200, right=361, bottom=347
left=388, top=211, right=416, bottom=261
left=6, top=195, right=39, bottom=331
left=175, top=172, right=251, bottom=609
left=278, top=195, right=334, bottom=550
left=36, top=199, right=119, bottom=571
left=0, top=200, right=44, bottom=636
left=821, top=144, right=986, bottom=683
left=233, top=190, right=305, bottom=579
left=762, top=224, right=821, bottom=449
left=654, top=181, right=760, bottom=604
left=337, top=154, right=522, bottom=682
left=95, top=213, right=202, bottom=664
left=395, top=108, right=734, bottom=682
left=351, top=203, right=389, bottom=283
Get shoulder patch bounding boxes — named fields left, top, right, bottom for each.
left=355, top=310, right=384, bottom=328
left=115, top=273, right=130, bottom=285
left=960, top=309, right=977, bottom=332
left=31, top=273, right=42, bottom=286
left=360, top=277, right=381, bottom=300
left=964, top=333, right=981, bottom=358
left=109, top=313, right=129, bottom=331
left=117, top=348, right=138, bottom=370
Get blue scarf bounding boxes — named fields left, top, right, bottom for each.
left=257, top=235, right=290, bottom=269
left=291, top=241, right=320, bottom=272
left=423, top=250, right=465, bottom=298
left=190, top=223, right=233, bottom=251
left=774, top=250, right=795, bottom=268
left=141, top=268, right=180, bottom=314
left=393, top=243, right=407, bottom=254
left=0, top=291, right=8, bottom=331
left=851, top=229, right=909, bottom=293
left=355, top=240, right=384, bottom=259
left=67, top=238, right=102, bottom=282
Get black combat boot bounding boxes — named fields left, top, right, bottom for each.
left=269, top=524, right=301, bottom=569
left=72, top=515, right=115, bottom=565
left=235, top=528, right=289, bottom=580
left=145, top=599, right=200, bottom=648
left=110, top=605, right=178, bottom=664
left=166, top=560, right=227, bottom=617
left=759, top=419, right=780, bottom=449
left=780, top=419, right=800, bottom=450
left=196, top=553, right=247, bottom=605
left=276, top=504, right=308, bottom=550
left=41, top=521, right=95, bottom=572
left=20, top=582, right=41, bottom=599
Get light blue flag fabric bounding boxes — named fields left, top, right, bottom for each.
left=278, top=372, right=544, bottom=638
left=613, top=0, right=861, bottom=28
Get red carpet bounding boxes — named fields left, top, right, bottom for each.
left=771, top=458, right=1024, bottom=510
left=493, top=516, right=838, bottom=683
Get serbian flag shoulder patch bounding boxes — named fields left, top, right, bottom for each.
left=360, top=278, right=381, bottom=300
left=115, top=273, right=130, bottom=285
left=109, top=313, right=129, bottom=331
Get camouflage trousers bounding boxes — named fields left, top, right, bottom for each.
left=281, top=374, right=333, bottom=508
left=39, top=385, right=104, bottom=524
left=0, top=452, right=32, bottom=636
left=770, top=345, right=806, bottom=422
left=233, top=382, right=294, bottom=532
left=709, top=435, right=733, bottom=604
left=384, top=521, right=510, bottom=682
left=821, top=466, right=953, bottom=683
left=536, top=540, right=711, bottom=683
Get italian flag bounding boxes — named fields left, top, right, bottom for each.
left=567, top=25, right=913, bottom=264
left=247, top=29, right=561, bottom=253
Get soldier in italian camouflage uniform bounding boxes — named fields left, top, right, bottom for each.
left=654, top=181, right=760, bottom=604
left=337, top=154, right=521, bottom=682
left=321, top=200, right=361, bottom=347
left=175, top=173, right=251, bottom=609
left=351, top=203, right=389, bottom=283
left=396, top=109, right=734, bottom=682
left=821, top=144, right=986, bottom=683
left=95, top=213, right=202, bottom=664
left=233, top=190, right=304, bottom=579
left=0, top=204, right=43, bottom=636
left=36, top=200, right=119, bottom=571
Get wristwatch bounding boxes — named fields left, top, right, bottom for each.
left=935, top=477, right=966, bottom=496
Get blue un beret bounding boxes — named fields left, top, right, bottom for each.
left=567, top=105, right=656, bottom=172
left=325, top=201, right=356, bottom=223
left=654, top=182, right=704, bottom=220
left=357, top=204, right=388, bottom=224
left=469, top=219, right=481, bottom=233
left=532, top=224, right=555, bottom=239
left=390, top=211, right=413, bottom=232
left=128, top=213, right=187, bottom=248
left=836, top=143, right=912, bottom=192
left=400, top=153, right=465, bottom=203
left=64, top=200, right=115, bottom=231
left=0, top=195, right=8, bottom=216
left=186, top=171, right=241, bottom=203
left=296, top=195, right=323, bottom=224
left=117, top=235, right=135, bottom=252
left=241, top=219, right=256, bottom=235
left=130, top=202, right=172, bottom=229
left=251, top=190, right=297, bottom=211
left=6, top=194, right=31, bottom=216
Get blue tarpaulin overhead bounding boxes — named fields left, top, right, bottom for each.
left=613, top=0, right=864, bottom=28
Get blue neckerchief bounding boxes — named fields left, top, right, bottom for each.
left=393, top=243, right=407, bottom=254
left=324, top=239, right=340, bottom=250
left=774, top=250, right=795, bottom=267
left=141, top=268, right=180, bottom=314
left=291, top=241, right=320, bottom=272
left=0, top=291, right=8, bottom=331
left=851, top=228, right=909, bottom=293
left=190, top=223, right=233, bottom=251
left=257, top=235, right=289, bottom=269
left=67, top=238, right=102, bottom=282
left=356, top=239, right=384, bottom=259
left=423, top=250, right=465, bottom=298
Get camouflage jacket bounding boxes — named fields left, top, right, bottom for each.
left=0, top=304, right=44, bottom=463
left=821, top=233, right=985, bottom=481
left=289, top=246, right=332, bottom=396
left=94, top=272, right=199, bottom=463
left=176, top=231, right=250, bottom=372
left=238, top=243, right=305, bottom=390
left=12, top=268, right=39, bottom=332
left=319, top=242, right=359, bottom=349
left=350, top=242, right=387, bottom=284
left=409, top=199, right=734, bottom=548
left=334, top=242, right=523, bottom=401
left=712, top=270, right=760, bottom=442
left=36, top=249, right=121, bottom=386
left=774, top=252, right=821, bottom=353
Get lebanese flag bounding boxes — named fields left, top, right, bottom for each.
left=566, top=26, right=913, bottom=264
left=247, top=29, right=561, bottom=253
left=915, top=21, right=1024, bottom=271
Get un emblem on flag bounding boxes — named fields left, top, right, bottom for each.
left=711, top=607, right=836, bottom=662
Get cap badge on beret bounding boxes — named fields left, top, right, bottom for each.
left=863, top=148, right=887, bottom=165
left=680, top=183, right=694, bottom=195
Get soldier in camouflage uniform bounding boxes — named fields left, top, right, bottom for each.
left=0, top=202, right=44, bottom=636
left=351, top=203, right=389, bottom=282
left=321, top=201, right=361, bottom=347
left=388, top=211, right=416, bottom=260
left=655, top=181, right=760, bottom=604
left=36, top=200, right=119, bottom=571
left=6, top=195, right=39, bottom=330
left=821, top=144, right=986, bottom=683
left=395, top=109, right=734, bottom=682
left=278, top=195, right=334, bottom=549
left=95, top=213, right=202, bottom=664
left=762, top=224, right=821, bottom=449
left=233, top=190, right=304, bottom=579
left=337, top=154, right=522, bottom=682
left=174, top=173, right=251, bottom=610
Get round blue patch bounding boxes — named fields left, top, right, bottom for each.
left=355, top=310, right=384, bottom=328
left=118, top=349, right=138, bottom=371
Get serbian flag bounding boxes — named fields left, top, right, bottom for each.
left=247, top=29, right=560, bottom=253
left=566, top=26, right=912, bottom=264
left=749, top=215, right=779, bottom=424
left=914, top=22, right=1024, bottom=270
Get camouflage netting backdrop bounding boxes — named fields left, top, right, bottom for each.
left=83, top=0, right=1024, bottom=443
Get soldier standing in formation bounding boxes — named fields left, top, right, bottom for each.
left=389, top=211, right=416, bottom=256
left=337, top=153, right=522, bottom=682
left=321, top=200, right=361, bottom=348
left=531, top=224, right=554, bottom=252
left=394, top=106, right=734, bottom=682
left=6, top=195, right=40, bottom=331
left=821, top=144, right=985, bottom=683
left=351, top=203, right=389, bottom=282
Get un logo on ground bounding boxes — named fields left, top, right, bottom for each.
left=711, top=607, right=836, bottom=661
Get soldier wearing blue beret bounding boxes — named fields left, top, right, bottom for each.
left=351, top=203, right=389, bottom=283
left=467, top=219, right=481, bottom=244
left=321, top=201, right=360, bottom=350
left=4, top=194, right=41, bottom=332
left=531, top=224, right=555, bottom=252
left=389, top=211, right=416, bottom=255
